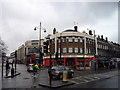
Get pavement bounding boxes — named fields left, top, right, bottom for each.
left=1, top=64, right=119, bottom=89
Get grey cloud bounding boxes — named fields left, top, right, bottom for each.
left=51, top=2, right=117, bottom=26
left=1, top=1, right=118, bottom=55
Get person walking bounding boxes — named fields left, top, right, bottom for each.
left=6, top=61, right=10, bottom=76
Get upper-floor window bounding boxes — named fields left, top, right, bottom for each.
left=86, top=48, right=89, bottom=54
left=80, top=48, right=83, bottom=53
left=74, top=48, right=78, bottom=53
left=63, top=38, right=66, bottom=42
left=74, top=38, right=78, bottom=42
left=89, top=49, right=91, bottom=54
left=58, top=48, right=60, bottom=53
left=100, top=44, right=102, bottom=49
left=80, top=38, right=83, bottom=42
left=32, top=43, right=38, bottom=45
left=63, top=48, right=67, bottom=53
left=58, top=39, right=60, bottom=43
left=68, top=48, right=73, bottom=53
left=32, top=40, right=38, bottom=42
left=68, top=38, right=73, bottom=42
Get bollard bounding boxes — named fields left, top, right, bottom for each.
left=11, top=68, right=14, bottom=76
left=62, top=71, right=68, bottom=82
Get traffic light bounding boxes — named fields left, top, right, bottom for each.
left=43, top=41, right=49, bottom=53
left=48, top=45, right=50, bottom=53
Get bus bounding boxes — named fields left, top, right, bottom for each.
left=25, top=53, right=43, bottom=67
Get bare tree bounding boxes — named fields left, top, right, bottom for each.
left=0, top=36, right=8, bottom=58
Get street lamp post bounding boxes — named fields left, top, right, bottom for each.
left=34, top=22, right=46, bottom=66
left=93, top=30, right=96, bottom=56
left=59, top=33, right=62, bottom=65
left=49, top=39, right=52, bottom=86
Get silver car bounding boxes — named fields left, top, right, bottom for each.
left=48, top=65, right=74, bottom=79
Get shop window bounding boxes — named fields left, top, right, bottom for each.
left=79, top=61, right=84, bottom=67
left=86, top=61, right=90, bottom=67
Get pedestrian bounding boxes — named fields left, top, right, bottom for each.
left=117, top=61, right=120, bottom=69
left=109, top=61, right=112, bottom=70
left=6, top=61, right=10, bottom=76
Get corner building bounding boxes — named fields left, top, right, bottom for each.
left=43, top=26, right=120, bottom=70
left=44, top=26, right=98, bottom=70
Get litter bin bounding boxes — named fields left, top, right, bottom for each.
left=63, top=71, right=68, bottom=82
left=11, top=68, right=14, bottom=76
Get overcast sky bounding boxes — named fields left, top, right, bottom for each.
left=0, top=0, right=119, bottom=55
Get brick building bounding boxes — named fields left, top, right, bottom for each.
left=43, top=26, right=120, bottom=70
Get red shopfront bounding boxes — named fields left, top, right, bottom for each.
left=43, top=55, right=98, bottom=70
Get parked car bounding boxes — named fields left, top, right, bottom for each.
left=48, top=65, right=74, bottom=79
left=27, top=64, right=34, bottom=72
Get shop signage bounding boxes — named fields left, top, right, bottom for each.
left=43, top=55, right=94, bottom=59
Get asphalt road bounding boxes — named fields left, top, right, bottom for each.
left=1, top=64, right=120, bottom=89
left=63, top=74, right=119, bottom=88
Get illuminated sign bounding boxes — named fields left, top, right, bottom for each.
left=43, top=55, right=94, bottom=59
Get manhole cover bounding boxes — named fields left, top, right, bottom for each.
left=23, top=77, right=29, bottom=79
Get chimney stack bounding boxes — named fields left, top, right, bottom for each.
left=89, top=30, right=93, bottom=35
left=101, top=35, right=104, bottom=40
left=105, top=37, right=108, bottom=42
left=74, top=26, right=78, bottom=32
left=53, top=28, right=56, bottom=34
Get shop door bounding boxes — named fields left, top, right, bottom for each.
left=66, top=58, right=75, bottom=69
left=78, top=61, right=84, bottom=70
left=86, top=61, right=91, bottom=70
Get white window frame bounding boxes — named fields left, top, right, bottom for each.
left=68, top=38, right=73, bottom=42
left=86, top=48, right=89, bottom=54
left=74, top=38, right=78, bottom=42
left=63, top=48, right=67, bottom=53
left=69, top=48, right=73, bottom=53
left=63, top=38, right=66, bottom=42
left=74, top=48, right=78, bottom=53
left=58, top=39, right=60, bottom=43
left=80, top=38, right=83, bottom=42
left=80, top=48, right=83, bottom=53
left=58, top=48, right=60, bottom=53
left=89, top=48, right=91, bottom=54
